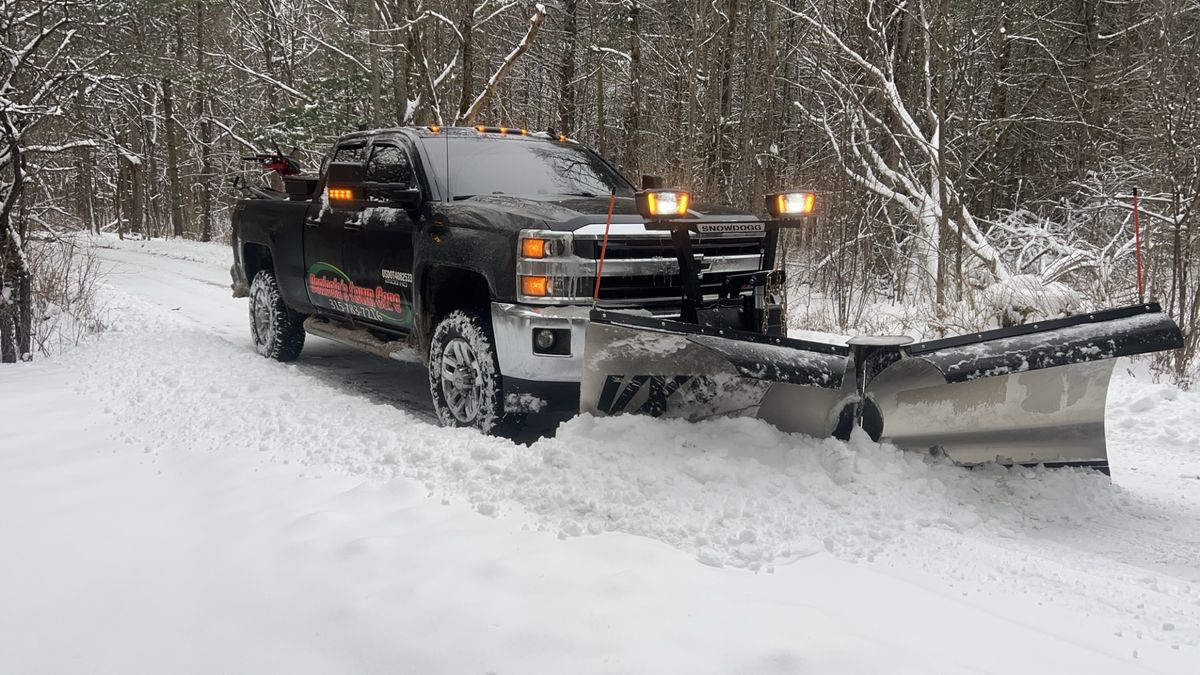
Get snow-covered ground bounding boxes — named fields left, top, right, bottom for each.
left=2, top=234, right=1198, bottom=674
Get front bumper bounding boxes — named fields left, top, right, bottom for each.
left=491, top=302, right=590, bottom=414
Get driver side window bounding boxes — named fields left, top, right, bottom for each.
left=366, top=144, right=413, bottom=185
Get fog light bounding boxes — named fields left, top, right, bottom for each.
left=534, top=329, right=556, bottom=351
left=531, top=327, right=570, bottom=355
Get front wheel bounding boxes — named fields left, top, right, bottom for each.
left=428, top=309, right=513, bottom=434
left=249, top=269, right=306, bottom=361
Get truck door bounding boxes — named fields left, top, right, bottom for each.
left=303, top=142, right=366, bottom=318
left=339, top=140, right=421, bottom=333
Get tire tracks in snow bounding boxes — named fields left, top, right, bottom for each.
left=93, top=242, right=441, bottom=424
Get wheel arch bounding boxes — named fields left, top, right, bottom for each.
left=415, top=264, right=494, bottom=353
left=242, top=242, right=275, bottom=283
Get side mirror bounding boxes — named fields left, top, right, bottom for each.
left=326, top=161, right=365, bottom=184
left=641, top=174, right=664, bottom=190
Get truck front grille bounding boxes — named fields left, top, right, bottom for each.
left=577, top=233, right=764, bottom=309
left=573, top=235, right=763, bottom=260
left=594, top=272, right=745, bottom=305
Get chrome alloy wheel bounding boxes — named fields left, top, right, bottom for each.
left=251, top=283, right=275, bottom=348
left=439, top=336, right=485, bottom=423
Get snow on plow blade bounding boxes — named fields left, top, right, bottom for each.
left=580, top=310, right=852, bottom=438
left=580, top=304, right=1183, bottom=472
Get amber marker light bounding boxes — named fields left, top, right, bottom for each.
left=521, top=275, right=550, bottom=297
left=521, top=238, right=547, bottom=258
left=428, top=125, right=442, bottom=134
left=328, top=187, right=354, bottom=201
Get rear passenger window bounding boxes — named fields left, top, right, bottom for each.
left=332, top=144, right=366, bottom=163
left=367, top=145, right=414, bottom=184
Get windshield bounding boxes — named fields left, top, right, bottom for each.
left=420, top=136, right=635, bottom=200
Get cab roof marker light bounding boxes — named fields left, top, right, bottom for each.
left=473, top=125, right=528, bottom=135
left=428, top=125, right=442, bottom=134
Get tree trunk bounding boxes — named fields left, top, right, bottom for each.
left=457, top=9, right=475, bottom=120
left=391, top=0, right=410, bottom=124
left=196, top=0, right=213, bottom=242
left=0, top=112, right=30, bottom=362
left=1078, top=0, right=1101, bottom=174
left=934, top=4, right=949, bottom=307
left=623, top=0, right=642, bottom=178
left=981, top=9, right=1011, bottom=218
left=712, top=0, right=739, bottom=195
left=761, top=2, right=779, bottom=193
left=72, top=86, right=96, bottom=232
left=163, top=78, right=185, bottom=238
left=125, top=119, right=144, bottom=238
left=198, top=109, right=213, bottom=242
left=557, top=0, right=578, bottom=134
left=596, top=56, right=607, bottom=157
left=368, top=0, right=382, bottom=126
left=139, top=82, right=161, bottom=238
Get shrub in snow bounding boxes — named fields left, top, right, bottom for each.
left=27, top=237, right=108, bottom=358
left=977, top=275, right=1083, bottom=327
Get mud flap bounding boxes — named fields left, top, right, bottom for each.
left=581, top=304, right=1183, bottom=473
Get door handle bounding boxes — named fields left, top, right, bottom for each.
left=343, top=223, right=362, bottom=232
left=304, top=219, right=320, bottom=229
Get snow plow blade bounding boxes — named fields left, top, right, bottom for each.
left=581, top=304, right=1183, bottom=473
left=580, top=310, right=852, bottom=438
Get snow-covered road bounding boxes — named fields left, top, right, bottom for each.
left=2, top=235, right=1198, bottom=674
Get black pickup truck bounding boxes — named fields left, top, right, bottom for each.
left=231, top=126, right=773, bottom=433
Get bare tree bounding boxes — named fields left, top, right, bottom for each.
left=0, top=1, right=95, bottom=362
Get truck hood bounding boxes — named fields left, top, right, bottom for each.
left=446, top=194, right=761, bottom=233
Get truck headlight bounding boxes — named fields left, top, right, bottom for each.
left=516, top=230, right=587, bottom=303
left=766, top=191, right=816, bottom=218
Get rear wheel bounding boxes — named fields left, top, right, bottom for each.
left=428, top=309, right=514, bottom=434
left=249, top=269, right=305, bottom=361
